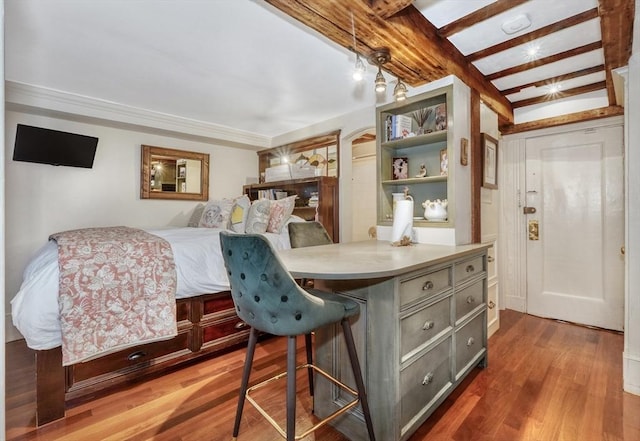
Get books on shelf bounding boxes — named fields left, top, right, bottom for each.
left=385, top=114, right=413, bottom=141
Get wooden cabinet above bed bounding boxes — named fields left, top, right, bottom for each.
left=243, top=176, right=339, bottom=242
left=244, top=131, right=340, bottom=242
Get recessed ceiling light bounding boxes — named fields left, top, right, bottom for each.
left=501, top=13, right=532, bottom=35
left=548, top=84, right=562, bottom=94
left=524, top=44, right=541, bottom=61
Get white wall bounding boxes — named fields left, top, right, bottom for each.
left=623, top=0, right=640, bottom=395
left=5, top=109, right=259, bottom=341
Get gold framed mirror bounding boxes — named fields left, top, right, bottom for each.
left=140, top=145, right=209, bottom=201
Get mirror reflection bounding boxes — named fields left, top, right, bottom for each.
left=141, top=145, right=209, bottom=201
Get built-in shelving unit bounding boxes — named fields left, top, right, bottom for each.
left=376, top=76, right=471, bottom=245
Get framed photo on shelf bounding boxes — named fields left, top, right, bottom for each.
left=439, top=148, right=448, bottom=176
left=482, top=133, right=499, bottom=189
left=392, top=157, right=408, bottom=180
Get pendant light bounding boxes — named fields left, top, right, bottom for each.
left=369, top=48, right=391, bottom=94
left=393, top=78, right=408, bottom=101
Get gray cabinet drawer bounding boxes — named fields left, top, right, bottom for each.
left=400, top=336, right=452, bottom=430
left=455, top=280, right=484, bottom=322
left=400, top=267, right=451, bottom=308
left=455, top=313, right=485, bottom=377
left=400, top=295, right=452, bottom=361
left=454, top=255, right=484, bottom=284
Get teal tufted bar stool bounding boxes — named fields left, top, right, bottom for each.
left=220, top=231, right=376, bottom=441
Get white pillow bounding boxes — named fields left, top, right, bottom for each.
left=187, top=203, right=205, bottom=227
left=267, top=195, right=297, bottom=233
left=245, top=199, right=271, bottom=234
left=198, top=199, right=233, bottom=229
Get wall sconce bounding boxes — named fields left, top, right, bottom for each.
left=369, top=48, right=391, bottom=94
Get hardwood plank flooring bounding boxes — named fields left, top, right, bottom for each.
left=6, top=310, right=640, bottom=440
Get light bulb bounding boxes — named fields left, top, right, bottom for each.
left=375, top=68, right=386, bottom=93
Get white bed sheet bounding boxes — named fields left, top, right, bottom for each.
left=11, top=227, right=293, bottom=351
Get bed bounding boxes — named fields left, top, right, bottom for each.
left=11, top=223, right=296, bottom=426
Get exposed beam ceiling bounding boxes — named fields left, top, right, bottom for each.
left=265, top=0, right=515, bottom=126
left=267, top=0, right=634, bottom=133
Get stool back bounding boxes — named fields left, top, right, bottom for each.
left=220, top=231, right=346, bottom=336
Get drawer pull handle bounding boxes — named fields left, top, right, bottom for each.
left=422, top=281, right=434, bottom=291
left=467, top=337, right=475, bottom=347
left=235, top=321, right=248, bottom=329
left=466, top=296, right=475, bottom=304
left=466, top=264, right=475, bottom=273
left=422, top=321, right=435, bottom=330
left=127, top=351, right=147, bottom=361
left=422, top=372, right=434, bottom=385
left=488, top=300, right=496, bottom=309
left=487, top=256, right=495, bottom=262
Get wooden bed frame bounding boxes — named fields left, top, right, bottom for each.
left=35, top=290, right=250, bottom=426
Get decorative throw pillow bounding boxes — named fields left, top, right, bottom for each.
left=229, top=195, right=251, bottom=233
left=187, top=203, right=205, bottom=227
left=198, top=199, right=233, bottom=229
left=267, top=195, right=297, bottom=233
left=245, top=199, right=271, bottom=234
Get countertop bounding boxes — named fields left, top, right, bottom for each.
left=278, top=240, right=489, bottom=280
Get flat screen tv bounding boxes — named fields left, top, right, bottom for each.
left=13, top=124, right=99, bottom=168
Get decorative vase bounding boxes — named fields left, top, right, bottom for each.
left=422, top=199, right=448, bottom=221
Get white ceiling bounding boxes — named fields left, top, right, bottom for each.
left=414, top=0, right=607, bottom=115
left=5, top=0, right=383, bottom=140
left=5, top=0, right=616, bottom=141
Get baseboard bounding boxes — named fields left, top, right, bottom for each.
left=5, top=313, right=23, bottom=342
left=623, top=352, right=640, bottom=396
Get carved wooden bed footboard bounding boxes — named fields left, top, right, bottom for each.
left=35, top=291, right=250, bottom=426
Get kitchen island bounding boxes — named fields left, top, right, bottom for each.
left=278, top=240, right=489, bottom=441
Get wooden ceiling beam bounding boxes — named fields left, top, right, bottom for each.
left=511, top=81, right=607, bottom=108
left=486, top=41, right=603, bottom=81
left=467, top=8, right=599, bottom=62
left=500, top=65, right=605, bottom=96
left=598, top=0, right=635, bottom=105
left=438, top=0, right=529, bottom=37
left=265, top=0, right=514, bottom=124
left=369, top=0, right=413, bottom=19
left=500, top=105, right=623, bottom=134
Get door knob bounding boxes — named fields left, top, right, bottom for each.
left=621, top=246, right=625, bottom=255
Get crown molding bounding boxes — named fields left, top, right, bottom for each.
left=5, top=81, right=271, bottom=149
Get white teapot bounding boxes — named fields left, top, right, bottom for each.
left=422, top=199, right=448, bottom=221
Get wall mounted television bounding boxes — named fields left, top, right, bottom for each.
left=13, top=124, right=99, bottom=168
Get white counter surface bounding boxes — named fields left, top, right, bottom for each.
left=278, top=240, right=489, bottom=280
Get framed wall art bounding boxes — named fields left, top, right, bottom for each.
left=481, top=133, right=499, bottom=189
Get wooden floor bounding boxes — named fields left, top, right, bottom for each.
left=6, top=310, right=640, bottom=441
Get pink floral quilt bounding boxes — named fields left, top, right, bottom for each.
left=50, top=226, right=177, bottom=366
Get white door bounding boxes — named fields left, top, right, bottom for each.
left=351, top=155, right=377, bottom=241
left=525, top=125, right=624, bottom=331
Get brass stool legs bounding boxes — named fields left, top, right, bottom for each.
left=231, top=320, right=376, bottom=440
